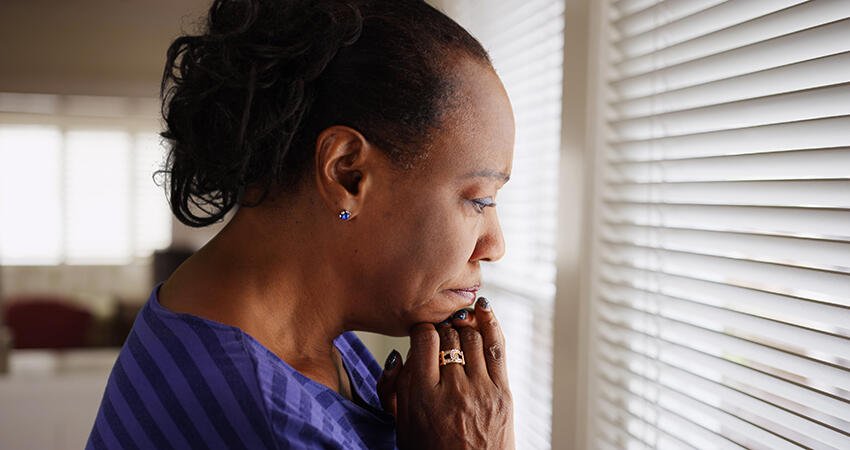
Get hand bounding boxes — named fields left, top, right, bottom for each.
left=377, top=298, right=515, bottom=450
left=441, top=301, right=486, bottom=331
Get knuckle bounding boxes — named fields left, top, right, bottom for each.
left=411, top=326, right=438, bottom=348
left=438, top=326, right=460, bottom=344
left=479, top=315, right=500, bottom=333
left=486, top=342, right=505, bottom=363
left=483, top=319, right=506, bottom=342
left=483, top=316, right=501, bottom=330
left=459, top=327, right=482, bottom=346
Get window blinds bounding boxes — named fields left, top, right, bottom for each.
left=435, top=1, right=564, bottom=448
left=593, top=0, right=850, bottom=449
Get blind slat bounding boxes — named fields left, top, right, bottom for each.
left=614, top=0, right=726, bottom=38
left=597, top=306, right=850, bottom=396
left=604, top=179, right=850, bottom=209
left=615, top=0, right=807, bottom=59
left=601, top=247, right=850, bottom=306
left=612, top=83, right=850, bottom=140
left=603, top=203, right=850, bottom=241
left=613, top=18, right=850, bottom=98
left=611, top=115, right=850, bottom=160
left=613, top=0, right=662, bottom=18
left=601, top=224, right=850, bottom=273
left=599, top=266, right=850, bottom=336
left=608, top=147, right=850, bottom=182
left=615, top=0, right=850, bottom=77
left=599, top=291, right=850, bottom=365
left=612, top=52, right=850, bottom=119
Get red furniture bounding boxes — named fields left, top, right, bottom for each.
left=3, top=298, right=93, bottom=349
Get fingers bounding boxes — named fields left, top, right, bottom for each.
left=450, top=308, right=478, bottom=329
left=377, top=349, right=402, bottom=416
left=407, top=322, right=440, bottom=387
left=395, top=361, right=412, bottom=437
left=436, top=322, right=466, bottom=383
left=475, top=297, right=509, bottom=389
left=457, top=326, right=487, bottom=379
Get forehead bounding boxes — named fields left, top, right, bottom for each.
left=420, top=57, right=515, bottom=182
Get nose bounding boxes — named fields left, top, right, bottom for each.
left=471, top=210, right=506, bottom=263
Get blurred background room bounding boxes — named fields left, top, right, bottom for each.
left=1, top=0, right=848, bottom=449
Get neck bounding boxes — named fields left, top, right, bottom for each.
left=160, top=195, right=352, bottom=389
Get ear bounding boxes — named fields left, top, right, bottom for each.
left=313, top=125, right=376, bottom=220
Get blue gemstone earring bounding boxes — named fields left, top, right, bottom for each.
left=338, top=209, right=351, bottom=221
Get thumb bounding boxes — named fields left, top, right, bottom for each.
left=376, top=349, right=402, bottom=417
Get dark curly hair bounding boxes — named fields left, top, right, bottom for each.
left=160, top=0, right=491, bottom=227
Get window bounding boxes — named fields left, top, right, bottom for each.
left=0, top=126, right=63, bottom=264
left=437, top=1, right=565, bottom=448
left=0, top=94, right=172, bottom=265
left=589, top=1, right=850, bottom=448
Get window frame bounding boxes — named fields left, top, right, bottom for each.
left=550, top=0, right=606, bottom=448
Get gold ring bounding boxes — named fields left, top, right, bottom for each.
left=439, top=349, right=465, bottom=366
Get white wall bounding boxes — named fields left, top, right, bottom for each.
left=0, top=0, right=210, bottom=97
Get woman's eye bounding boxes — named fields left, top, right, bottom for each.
left=470, top=197, right=496, bottom=214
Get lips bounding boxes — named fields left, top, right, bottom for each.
left=448, top=286, right=479, bottom=305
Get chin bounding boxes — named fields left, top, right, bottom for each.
left=355, top=314, right=417, bottom=337
left=380, top=323, right=417, bottom=338
left=360, top=294, right=454, bottom=336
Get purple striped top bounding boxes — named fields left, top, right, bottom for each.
left=87, top=285, right=397, bottom=449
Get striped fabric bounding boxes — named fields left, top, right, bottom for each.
left=87, top=285, right=397, bottom=449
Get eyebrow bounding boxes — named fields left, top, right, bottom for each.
left=459, top=169, right=511, bottom=183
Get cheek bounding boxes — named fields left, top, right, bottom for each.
left=358, top=192, right=479, bottom=323
left=409, top=203, right=472, bottom=268
left=392, top=210, right=477, bottom=310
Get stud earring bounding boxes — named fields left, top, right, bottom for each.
left=338, top=209, right=352, bottom=221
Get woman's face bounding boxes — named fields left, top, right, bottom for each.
left=348, top=58, right=515, bottom=336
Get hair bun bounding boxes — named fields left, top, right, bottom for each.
left=160, top=0, right=364, bottom=226
left=207, top=0, right=363, bottom=86
left=160, top=0, right=490, bottom=227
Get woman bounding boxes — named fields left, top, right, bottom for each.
left=88, top=0, right=515, bottom=448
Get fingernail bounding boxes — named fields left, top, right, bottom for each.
left=477, top=297, right=491, bottom=311
left=452, top=309, right=468, bottom=321
left=437, top=319, right=452, bottom=328
left=384, top=349, right=400, bottom=371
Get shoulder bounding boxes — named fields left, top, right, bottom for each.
left=88, top=288, right=278, bottom=449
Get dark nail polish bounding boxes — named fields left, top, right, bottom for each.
left=452, top=309, right=468, bottom=321
left=477, top=297, right=491, bottom=310
left=437, top=319, right=452, bottom=328
left=384, top=349, right=400, bottom=371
